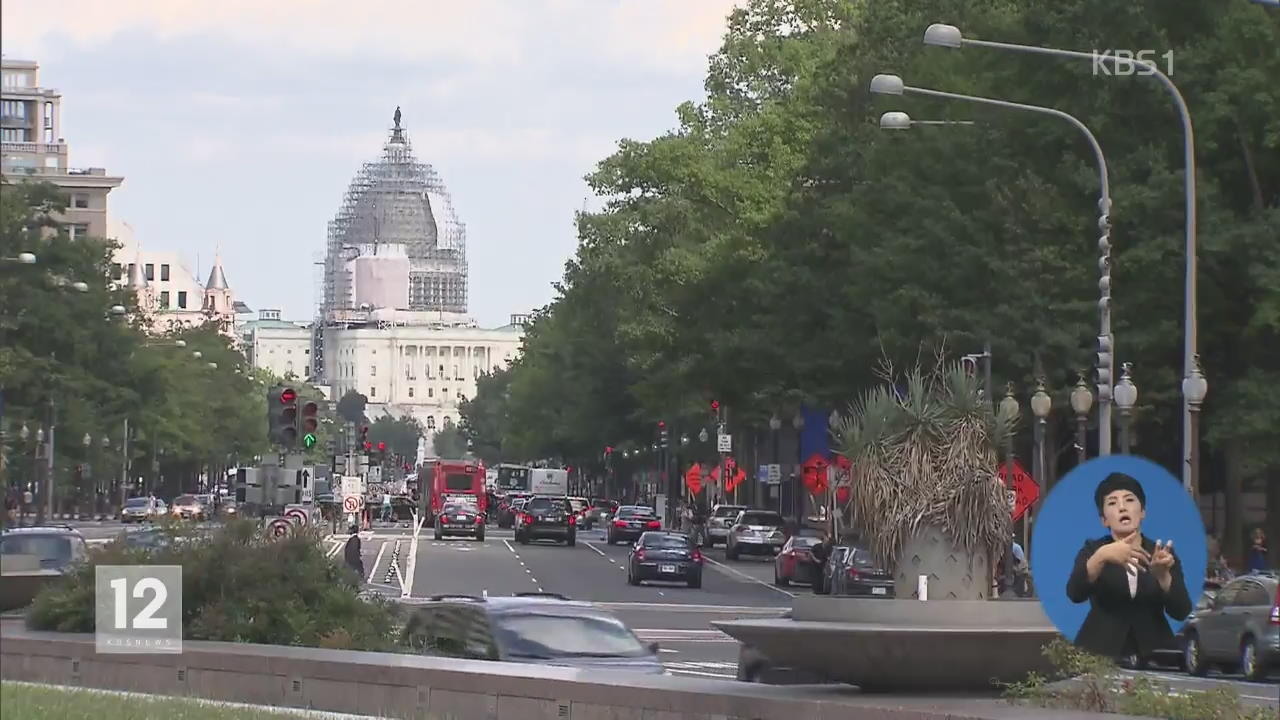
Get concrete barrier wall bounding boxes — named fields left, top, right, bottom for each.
left=0, top=623, right=1120, bottom=720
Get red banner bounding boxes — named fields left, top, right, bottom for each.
left=725, top=466, right=747, bottom=493
left=684, top=463, right=703, bottom=496
left=997, top=459, right=1040, bottom=521
left=802, top=454, right=830, bottom=494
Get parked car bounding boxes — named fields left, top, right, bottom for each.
left=515, top=496, right=576, bottom=546
left=705, top=504, right=748, bottom=547
left=1141, top=584, right=1218, bottom=670
left=434, top=499, right=486, bottom=541
left=724, top=510, right=785, bottom=560
left=606, top=506, right=661, bottom=545
left=825, top=544, right=894, bottom=597
left=401, top=593, right=665, bottom=674
left=1182, top=571, right=1279, bottom=682
left=773, top=529, right=825, bottom=586
left=628, top=532, right=703, bottom=588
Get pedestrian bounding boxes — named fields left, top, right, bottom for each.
left=1246, top=527, right=1268, bottom=573
left=382, top=492, right=393, bottom=523
left=343, top=533, right=364, bottom=581
left=1205, top=533, right=1233, bottom=585
left=810, top=529, right=835, bottom=594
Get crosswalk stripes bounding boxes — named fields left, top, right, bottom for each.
left=663, top=660, right=738, bottom=679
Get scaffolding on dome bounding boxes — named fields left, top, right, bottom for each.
left=316, top=111, right=469, bottom=379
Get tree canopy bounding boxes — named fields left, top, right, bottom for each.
left=459, top=0, right=1280, bottom=540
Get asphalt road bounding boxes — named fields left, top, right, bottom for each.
left=63, top=519, right=1279, bottom=701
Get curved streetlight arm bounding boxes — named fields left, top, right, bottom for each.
left=902, top=85, right=1110, bottom=201
left=947, top=31, right=1199, bottom=485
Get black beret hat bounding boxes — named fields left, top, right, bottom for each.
left=1094, top=472, right=1146, bottom=513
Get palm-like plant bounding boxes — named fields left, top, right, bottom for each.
left=834, top=359, right=1016, bottom=600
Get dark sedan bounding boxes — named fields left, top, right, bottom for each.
left=606, top=506, right=661, bottom=545
left=515, top=496, right=576, bottom=546
left=628, top=532, right=703, bottom=588
left=826, top=545, right=894, bottom=597
left=434, top=501, right=486, bottom=541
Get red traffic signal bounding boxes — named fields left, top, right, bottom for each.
left=377, top=441, right=386, bottom=452
left=657, top=420, right=665, bottom=428
left=300, top=401, right=319, bottom=433
left=364, top=441, right=373, bottom=451
left=710, top=400, right=719, bottom=411
left=279, top=387, right=297, bottom=404
left=605, top=446, right=613, bottom=454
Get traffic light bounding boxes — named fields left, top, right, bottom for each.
left=298, top=401, right=319, bottom=449
left=658, top=421, right=669, bottom=449
left=377, top=441, right=386, bottom=453
left=268, top=385, right=298, bottom=447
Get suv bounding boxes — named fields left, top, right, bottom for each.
left=1183, top=571, right=1279, bottom=682
left=515, top=496, right=576, bottom=546
left=401, top=593, right=664, bottom=673
left=725, top=510, right=785, bottom=560
left=1, top=525, right=90, bottom=612
left=705, top=504, right=748, bottom=547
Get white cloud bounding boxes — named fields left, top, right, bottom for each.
left=2, top=0, right=745, bottom=72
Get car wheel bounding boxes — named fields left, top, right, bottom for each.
left=566, top=533, right=576, bottom=547
left=628, top=569, right=641, bottom=586
left=434, top=524, right=443, bottom=541
left=476, top=527, right=485, bottom=542
left=774, top=570, right=789, bottom=587
left=1240, top=637, right=1265, bottom=683
left=518, top=532, right=528, bottom=545
left=687, top=574, right=702, bottom=589
left=726, top=543, right=739, bottom=561
left=606, top=533, right=615, bottom=545
left=1183, top=632, right=1209, bottom=677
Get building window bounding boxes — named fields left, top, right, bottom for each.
left=370, top=387, right=377, bottom=398
left=370, top=365, right=376, bottom=377
left=408, top=387, right=415, bottom=398
left=159, top=291, right=170, bottom=309
left=0, top=129, right=22, bottom=142
left=144, top=263, right=154, bottom=281
left=160, top=264, right=170, bottom=281
left=452, top=365, right=459, bottom=379
left=177, top=291, right=187, bottom=309
left=426, top=416, right=436, bottom=430
left=113, top=264, right=123, bottom=280
left=68, top=224, right=89, bottom=240
left=72, top=193, right=89, bottom=209
left=428, top=388, right=434, bottom=398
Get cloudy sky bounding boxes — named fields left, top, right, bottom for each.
left=2, top=0, right=743, bottom=326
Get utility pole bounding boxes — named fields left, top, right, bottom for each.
left=118, top=417, right=129, bottom=511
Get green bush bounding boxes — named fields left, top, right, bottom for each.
left=1005, top=638, right=1273, bottom=720
left=26, top=520, right=401, bottom=652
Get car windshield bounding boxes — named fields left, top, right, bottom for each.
left=567, top=499, right=587, bottom=512
left=848, top=547, right=879, bottom=568
left=492, top=612, right=649, bottom=659
left=790, top=536, right=821, bottom=548
left=526, top=497, right=565, bottom=513
left=444, top=473, right=474, bottom=491
left=642, top=534, right=690, bottom=549
left=124, top=498, right=149, bottom=508
left=174, top=495, right=197, bottom=505
left=0, top=534, right=77, bottom=569
left=443, top=502, right=475, bottom=513
left=739, top=513, right=782, bottom=526
left=618, top=507, right=655, bottom=518
left=713, top=506, right=745, bottom=517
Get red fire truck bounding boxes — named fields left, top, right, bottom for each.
left=417, top=459, right=487, bottom=524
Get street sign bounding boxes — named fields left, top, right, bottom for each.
left=268, top=518, right=291, bottom=539
left=342, top=495, right=364, bottom=513
left=717, top=434, right=732, bottom=452
left=997, top=459, right=1040, bottom=522
left=340, top=476, right=365, bottom=499
left=285, top=507, right=308, bottom=525
left=767, top=464, right=782, bottom=482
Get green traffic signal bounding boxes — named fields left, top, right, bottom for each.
left=303, top=433, right=318, bottom=449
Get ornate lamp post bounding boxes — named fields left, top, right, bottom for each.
left=1181, top=355, right=1207, bottom=500
left=1070, top=374, right=1093, bottom=466
left=791, top=412, right=805, bottom=525
left=1030, top=379, right=1052, bottom=491
left=1113, top=364, right=1138, bottom=454
left=999, top=384, right=1020, bottom=598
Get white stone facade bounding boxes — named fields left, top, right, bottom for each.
left=323, top=318, right=523, bottom=434
left=241, top=310, right=314, bottom=381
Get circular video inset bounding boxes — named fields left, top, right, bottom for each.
left=1029, top=455, right=1207, bottom=660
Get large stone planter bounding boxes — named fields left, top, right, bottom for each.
left=714, top=597, right=1057, bottom=692
left=894, top=525, right=993, bottom=601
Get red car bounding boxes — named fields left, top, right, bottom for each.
left=774, top=530, right=825, bottom=586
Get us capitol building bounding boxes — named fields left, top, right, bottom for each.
left=313, top=109, right=525, bottom=441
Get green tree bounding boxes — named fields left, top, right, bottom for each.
left=335, top=390, right=368, bottom=426
left=432, top=425, right=469, bottom=460
left=366, top=415, right=422, bottom=461
left=459, top=368, right=513, bottom=464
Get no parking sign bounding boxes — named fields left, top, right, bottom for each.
left=268, top=518, right=292, bottom=539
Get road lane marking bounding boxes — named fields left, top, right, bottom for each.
left=503, top=539, right=516, bottom=553
left=590, top=602, right=787, bottom=613
left=367, top=540, right=388, bottom=583
left=584, top=542, right=608, bottom=558
left=704, top=557, right=795, bottom=598
left=665, top=669, right=736, bottom=679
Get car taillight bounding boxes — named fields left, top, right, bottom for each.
left=735, top=526, right=749, bottom=533
left=568, top=515, right=576, bottom=526
left=614, top=520, right=627, bottom=528
left=475, top=515, right=484, bottom=524
left=691, top=549, right=703, bottom=563
left=846, top=568, right=861, bottom=579
left=635, top=549, right=645, bottom=561
left=646, top=520, right=661, bottom=529
left=1271, top=588, right=1279, bottom=625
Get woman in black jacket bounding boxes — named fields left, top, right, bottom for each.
left=343, top=534, right=365, bottom=581
left=1066, top=472, right=1192, bottom=660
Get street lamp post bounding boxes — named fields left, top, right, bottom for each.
left=999, top=385, right=1021, bottom=598
left=1070, top=374, right=1094, bottom=467
left=871, top=75, right=1115, bottom=455
left=82, top=432, right=91, bottom=518
left=1030, top=380, right=1052, bottom=555
left=921, top=22, right=1201, bottom=491
left=1, top=252, right=38, bottom=264
left=1114, top=364, right=1138, bottom=454
left=1182, top=355, right=1208, bottom=502
left=791, top=411, right=805, bottom=525
left=769, top=414, right=782, bottom=514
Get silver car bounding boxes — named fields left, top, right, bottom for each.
left=725, top=510, right=785, bottom=560
left=1183, top=571, right=1279, bottom=682
left=705, top=504, right=748, bottom=547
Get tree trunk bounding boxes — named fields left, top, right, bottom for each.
left=895, top=525, right=993, bottom=601
left=1224, top=439, right=1246, bottom=566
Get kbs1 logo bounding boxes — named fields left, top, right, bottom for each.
left=1092, top=50, right=1174, bottom=77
